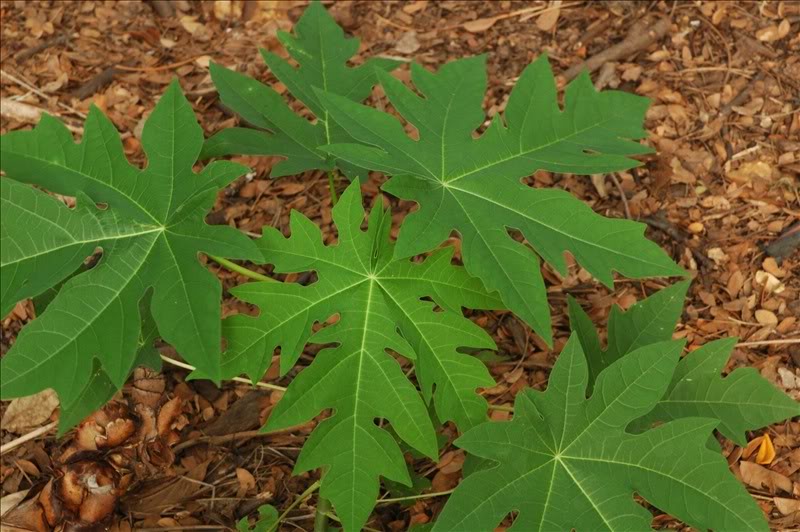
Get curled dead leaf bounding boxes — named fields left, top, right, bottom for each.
left=755, top=433, right=776, bottom=465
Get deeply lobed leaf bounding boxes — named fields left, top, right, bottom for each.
left=202, top=0, right=398, bottom=179
left=317, top=54, right=685, bottom=344
left=568, top=282, right=800, bottom=444
left=435, top=336, right=769, bottom=531
left=220, top=182, right=503, bottom=530
left=0, top=80, right=260, bottom=430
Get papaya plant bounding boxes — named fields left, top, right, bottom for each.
left=1, top=2, right=797, bottom=531
left=0, top=80, right=260, bottom=431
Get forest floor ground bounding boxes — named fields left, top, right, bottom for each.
left=1, top=1, right=799, bottom=530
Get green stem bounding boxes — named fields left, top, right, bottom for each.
left=328, top=171, right=338, bottom=206
left=377, top=488, right=457, bottom=505
left=270, top=480, right=321, bottom=532
left=314, top=495, right=332, bottom=532
left=207, top=255, right=274, bottom=282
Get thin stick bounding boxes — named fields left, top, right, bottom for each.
left=271, top=481, right=321, bottom=532
left=487, top=404, right=514, bottom=412
left=0, top=421, right=58, bottom=455
left=207, top=255, right=274, bottom=282
left=737, top=338, right=800, bottom=347
left=609, top=173, right=631, bottom=220
left=173, top=425, right=307, bottom=453
left=0, top=69, right=86, bottom=118
left=377, top=488, right=457, bottom=505
left=159, top=355, right=286, bottom=392
left=115, top=54, right=210, bottom=73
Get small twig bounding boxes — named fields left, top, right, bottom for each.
left=608, top=173, right=631, bottom=220
left=272, top=481, right=321, bottom=532
left=173, top=426, right=306, bottom=453
left=737, top=338, right=800, bottom=347
left=487, top=404, right=514, bottom=412
left=443, top=3, right=577, bottom=33
left=115, top=54, right=210, bottom=73
left=71, top=65, right=117, bottom=100
left=0, top=421, right=58, bottom=455
left=763, top=221, right=800, bottom=262
left=0, top=69, right=86, bottom=118
left=376, top=488, right=457, bottom=505
left=159, top=355, right=287, bottom=392
left=641, top=213, right=713, bottom=270
left=562, top=17, right=671, bottom=81
left=207, top=254, right=274, bottom=282
left=718, top=71, right=766, bottom=119
left=15, top=34, right=69, bottom=62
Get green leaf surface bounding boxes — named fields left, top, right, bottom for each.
left=318, top=54, right=685, bottom=343
left=635, top=338, right=800, bottom=445
left=202, top=0, right=398, bottom=179
left=0, top=80, right=260, bottom=418
left=237, top=504, right=278, bottom=532
left=568, top=280, right=690, bottom=385
left=434, top=336, right=768, bottom=532
left=567, top=283, right=798, bottom=444
left=221, top=182, right=502, bottom=531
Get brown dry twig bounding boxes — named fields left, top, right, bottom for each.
left=763, top=221, right=800, bottom=262
left=15, top=34, right=69, bottom=62
left=71, top=65, right=118, bottom=100
left=641, top=212, right=714, bottom=270
left=562, top=17, right=671, bottom=81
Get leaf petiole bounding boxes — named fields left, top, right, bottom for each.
left=314, top=495, right=332, bottom=532
left=207, top=254, right=275, bottom=283
left=270, top=480, right=321, bottom=532
left=327, top=170, right=338, bottom=206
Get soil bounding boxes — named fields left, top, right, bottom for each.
left=1, top=1, right=798, bottom=530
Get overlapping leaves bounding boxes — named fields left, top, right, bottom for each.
left=569, top=282, right=800, bottom=444
left=0, top=80, right=259, bottom=429
left=202, top=0, right=397, bottom=179
left=435, top=336, right=769, bottom=531
left=317, top=54, right=685, bottom=344
left=221, top=182, right=502, bottom=530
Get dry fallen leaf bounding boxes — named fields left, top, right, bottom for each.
left=536, top=0, right=562, bottom=31
left=774, top=497, right=800, bottom=516
left=755, top=309, right=778, bottom=327
left=0, top=490, right=29, bottom=518
left=1, top=389, right=59, bottom=434
left=739, top=461, right=793, bottom=494
left=236, top=468, right=257, bottom=497
left=395, top=31, right=421, bottom=54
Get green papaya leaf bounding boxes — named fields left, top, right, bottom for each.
left=434, top=336, right=768, bottom=531
left=634, top=338, right=800, bottom=445
left=317, top=54, right=685, bottom=344
left=202, top=0, right=398, bottom=179
left=567, top=283, right=799, bottom=444
left=221, top=182, right=502, bottom=530
left=567, top=280, right=690, bottom=385
left=0, top=80, right=260, bottom=422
